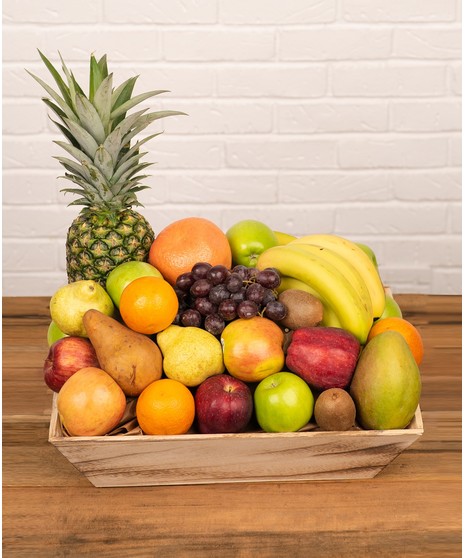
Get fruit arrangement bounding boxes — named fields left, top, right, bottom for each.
left=35, top=52, right=423, bottom=439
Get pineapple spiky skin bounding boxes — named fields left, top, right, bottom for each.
left=29, top=51, right=185, bottom=285
left=66, top=209, right=155, bottom=285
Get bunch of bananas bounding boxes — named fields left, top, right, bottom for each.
left=257, top=234, right=386, bottom=344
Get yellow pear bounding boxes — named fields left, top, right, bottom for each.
left=50, top=280, right=114, bottom=337
left=157, top=325, right=224, bottom=387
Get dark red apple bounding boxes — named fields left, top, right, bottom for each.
left=286, top=327, right=360, bottom=391
left=195, top=375, right=253, bottom=434
left=43, top=336, right=100, bottom=392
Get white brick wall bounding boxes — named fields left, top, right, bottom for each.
left=3, top=0, right=462, bottom=296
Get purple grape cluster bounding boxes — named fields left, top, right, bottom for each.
left=173, top=262, right=287, bottom=336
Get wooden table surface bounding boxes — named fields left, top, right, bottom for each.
left=3, top=295, right=462, bottom=557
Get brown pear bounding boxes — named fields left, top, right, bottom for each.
left=83, top=309, right=162, bottom=397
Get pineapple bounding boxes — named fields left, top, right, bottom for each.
left=28, top=51, right=184, bottom=285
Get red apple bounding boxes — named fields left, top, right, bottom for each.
left=57, top=367, right=127, bottom=436
left=43, top=336, right=100, bottom=392
left=195, top=375, right=253, bottom=434
left=220, top=316, right=285, bottom=382
left=286, top=327, right=360, bottom=391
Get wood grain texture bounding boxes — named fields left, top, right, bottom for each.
left=3, top=295, right=462, bottom=557
left=48, top=406, right=423, bottom=486
left=47, top=391, right=424, bottom=487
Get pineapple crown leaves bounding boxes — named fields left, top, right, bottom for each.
left=28, top=50, right=187, bottom=211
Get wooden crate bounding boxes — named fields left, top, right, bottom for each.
left=49, top=395, right=423, bottom=487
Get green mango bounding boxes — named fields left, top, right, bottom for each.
left=350, top=331, right=421, bottom=430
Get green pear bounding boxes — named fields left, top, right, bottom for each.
left=47, top=320, right=69, bottom=346
left=350, top=331, right=421, bottom=430
left=356, top=242, right=378, bottom=268
left=50, top=280, right=114, bottom=337
left=377, top=293, right=403, bottom=320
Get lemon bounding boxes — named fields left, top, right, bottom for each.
left=157, top=325, right=225, bottom=387
left=50, top=280, right=114, bottom=337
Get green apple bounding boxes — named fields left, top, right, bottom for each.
left=226, top=220, right=278, bottom=267
left=106, top=261, right=162, bottom=307
left=356, top=242, right=378, bottom=268
left=254, top=372, right=314, bottom=433
left=47, top=320, right=69, bottom=346
left=377, top=293, right=403, bottom=320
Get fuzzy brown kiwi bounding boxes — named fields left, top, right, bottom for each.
left=278, top=289, right=324, bottom=330
left=314, top=388, right=356, bottom=431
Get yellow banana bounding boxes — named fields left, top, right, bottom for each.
left=292, top=243, right=373, bottom=320
left=278, top=275, right=343, bottom=328
left=257, top=245, right=372, bottom=343
left=285, top=244, right=373, bottom=338
left=273, top=230, right=297, bottom=245
left=291, top=234, right=385, bottom=317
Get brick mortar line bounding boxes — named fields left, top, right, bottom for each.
left=7, top=60, right=461, bottom=68
left=3, top=167, right=462, bottom=175
left=3, top=131, right=462, bottom=139
left=4, top=97, right=461, bottom=106
left=3, top=200, right=461, bottom=209
left=3, top=22, right=462, bottom=29
left=4, top=233, right=462, bottom=241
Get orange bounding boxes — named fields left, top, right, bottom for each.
left=136, top=378, right=195, bottom=435
left=148, top=217, right=232, bottom=285
left=119, top=276, right=178, bottom=335
left=367, top=317, right=424, bottom=365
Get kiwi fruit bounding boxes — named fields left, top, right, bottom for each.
left=278, top=289, right=324, bottom=330
left=314, top=388, right=356, bottom=431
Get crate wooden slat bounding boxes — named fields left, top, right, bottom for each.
left=49, top=395, right=423, bottom=487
